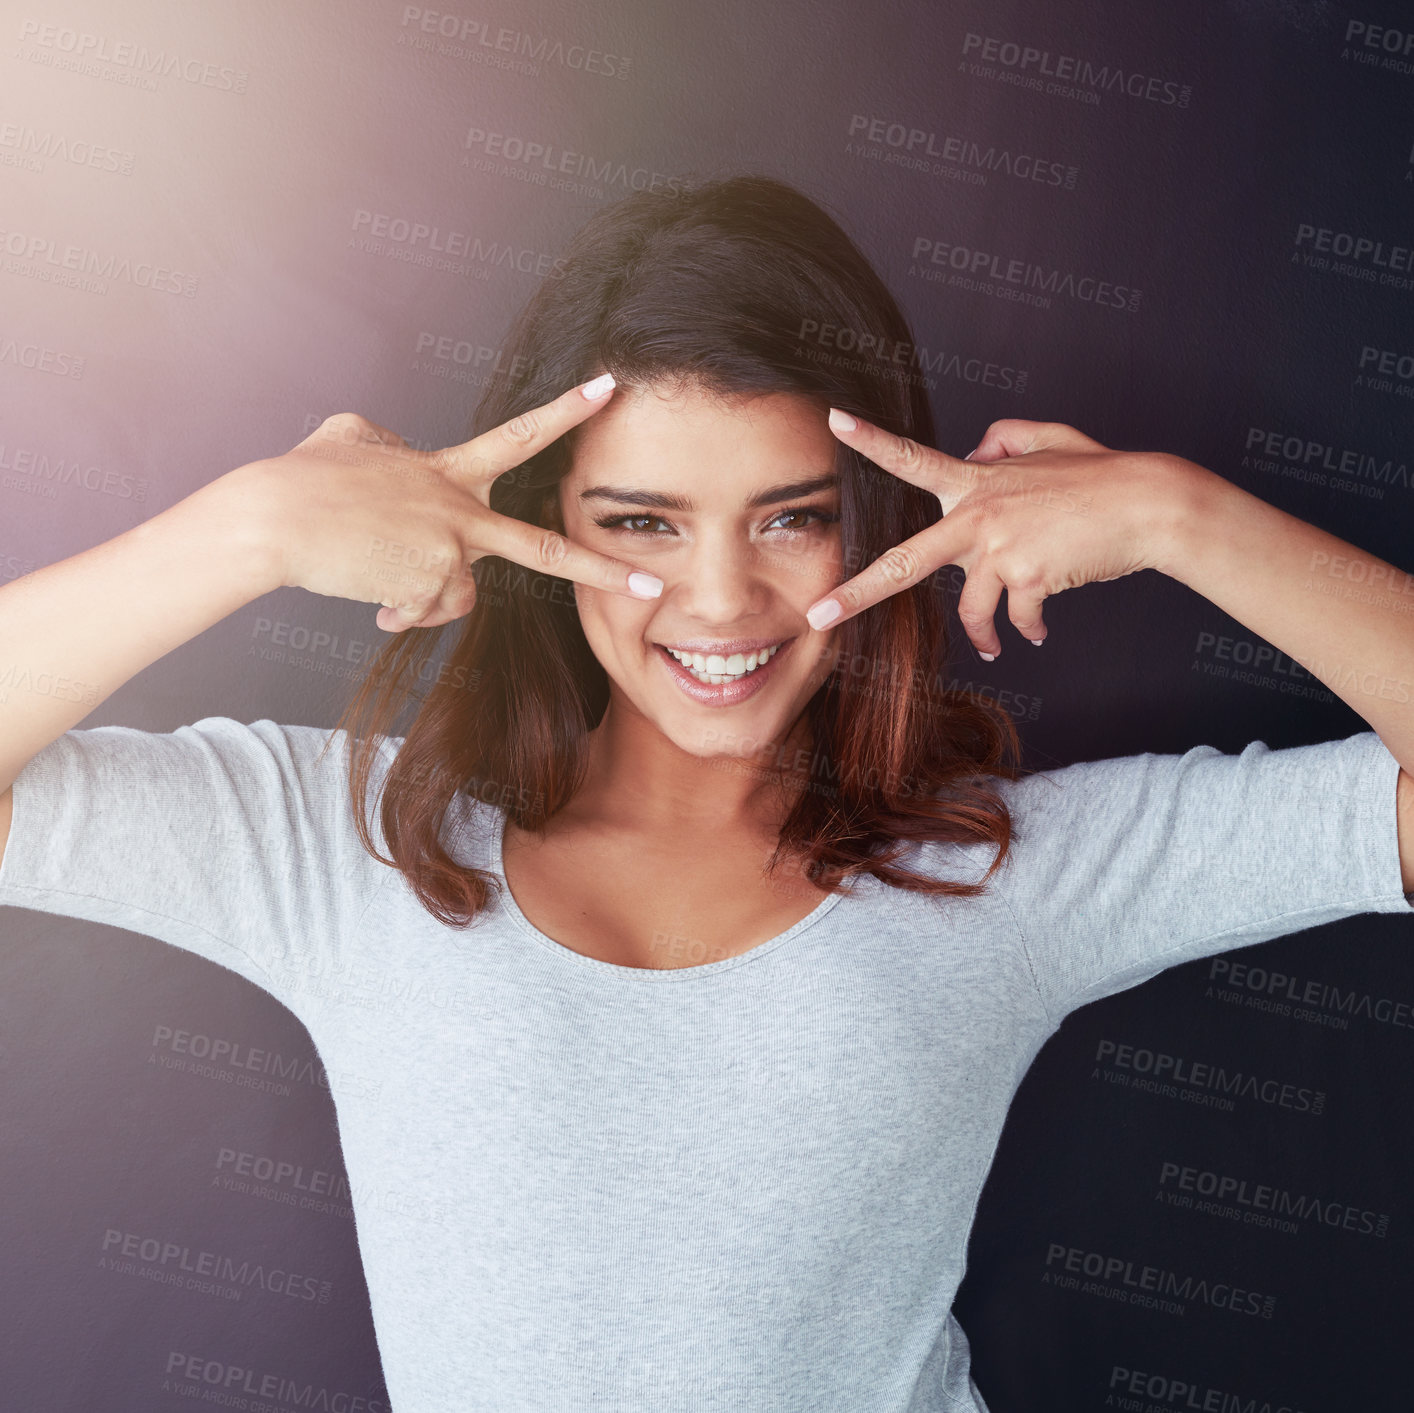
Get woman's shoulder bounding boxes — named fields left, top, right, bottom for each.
left=951, top=731, right=1394, bottom=870
left=900, top=750, right=1193, bottom=869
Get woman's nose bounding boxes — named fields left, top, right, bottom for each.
left=669, top=533, right=772, bottom=624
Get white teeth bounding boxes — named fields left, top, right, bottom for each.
left=664, top=642, right=781, bottom=685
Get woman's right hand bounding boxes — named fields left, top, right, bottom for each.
left=244, top=375, right=661, bottom=632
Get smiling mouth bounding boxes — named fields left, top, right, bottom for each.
left=657, top=640, right=790, bottom=685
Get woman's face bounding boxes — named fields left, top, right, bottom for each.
left=558, top=381, right=846, bottom=762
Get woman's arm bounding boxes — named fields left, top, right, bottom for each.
left=0, top=467, right=280, bottom=795
left=1150, top=459, right=1414, bottom=890
left=0, top=467, right=279, bottom=869
left=0, top=380, right=658, bottom=862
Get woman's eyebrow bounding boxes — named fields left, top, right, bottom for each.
left=578, top=474, right=839, bottom=511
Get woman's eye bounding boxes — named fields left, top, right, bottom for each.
left=768, top=507, right=839, bottom=533
left=593, top=514, right=672, bottom=535
left=591, top=507, right=840, bottom=536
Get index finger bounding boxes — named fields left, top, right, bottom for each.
left=804, top=517, right=963, bottom=631
left=436, top=373, right=619, bottom=488
left=825, top=408, right=980, bottom=512
left=472, top=502, right=665, bottom=603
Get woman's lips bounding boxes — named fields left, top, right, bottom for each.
left=654, top=638, right=794, bottom=706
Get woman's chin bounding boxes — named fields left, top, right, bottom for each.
left=654, top=702, right=802, bottom=764
left=602, top=660, right=814, bottom=761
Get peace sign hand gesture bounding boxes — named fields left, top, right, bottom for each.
left=247, top=375, right=665, bottom=634
left=805, top=412, right=1190, bottom=660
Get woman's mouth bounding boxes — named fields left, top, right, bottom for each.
left=653, top=638, right=794, bottom=705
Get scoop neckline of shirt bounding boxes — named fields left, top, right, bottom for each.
left=485, top=802, right=848, bottom=981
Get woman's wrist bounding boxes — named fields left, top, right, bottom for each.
left=204, top=461, right=291, bottom=597
left=1136, top=452, right=1239, bottom=584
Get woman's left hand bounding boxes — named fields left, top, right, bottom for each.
left=806, top=412, right=1195, bottom=659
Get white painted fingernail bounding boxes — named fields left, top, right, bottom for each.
left=807, top=598, right=843, bottom=630
left=582, top=372, right=616, bottom=399
left=1028, top=637, right=1044, bottom=646
left=979, top=650, right=995, bottom=661
left=627, top=571, right=662, bottom=598
left=827, top=408, right=857, bottom=433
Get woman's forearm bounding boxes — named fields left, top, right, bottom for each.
left=1151, top=457, right=1414, bottom=774
left=0, top=466, right=281, bottom=792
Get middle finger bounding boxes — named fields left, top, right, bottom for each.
left=435, top=374, right=618, bottom=490
left=826, top=407, right=979, bottom=511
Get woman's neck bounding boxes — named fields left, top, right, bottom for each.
left=569, top=697, right=815, bottom=838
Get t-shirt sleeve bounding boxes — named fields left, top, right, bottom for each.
left=989, top=730, right=1414, bottom=1028
left=0, top=716, right=392, bottom=1011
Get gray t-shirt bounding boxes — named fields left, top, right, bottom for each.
left=2, top=717, right=1410, bottom=1412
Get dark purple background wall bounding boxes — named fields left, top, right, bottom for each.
left=2, top=1, right=1412, bottom=1408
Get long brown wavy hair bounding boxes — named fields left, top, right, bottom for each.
left=330, top=172, right=1028, bottom=928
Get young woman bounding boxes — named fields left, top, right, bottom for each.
left=1, top=175, right=1411, bottom=1413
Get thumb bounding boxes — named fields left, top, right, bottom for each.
left=968, top=419, right=1106, bottom=463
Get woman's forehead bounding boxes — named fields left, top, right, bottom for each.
left=566, top=383, right=836, bottom=484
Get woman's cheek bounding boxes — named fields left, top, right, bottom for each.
left=799, top=635, right=843, bottom=695
left=571, top=586, right=612, bottom=661
left=575, top=584, right=650, bottom=664
left=796, top=533, right=844, bottom=591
